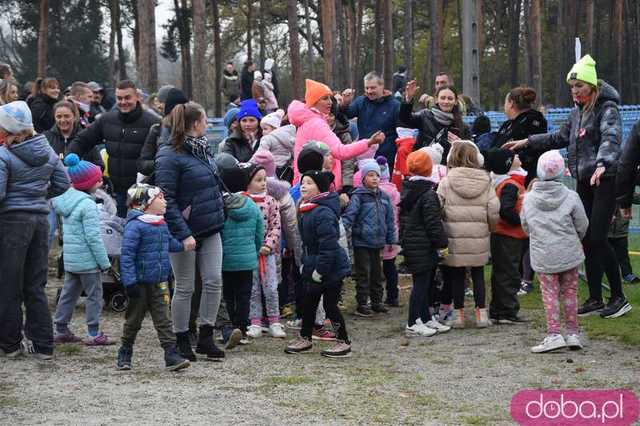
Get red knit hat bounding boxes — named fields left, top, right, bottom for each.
left=64, top=153, right=102, bottom=191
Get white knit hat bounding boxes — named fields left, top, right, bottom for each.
left=420, top=144, right=444, bottom=166
left=254, top=70, right=263, bottom=81
left=260, top=109, right=284, bottom=130
left=0, top=101, right=33, bottom=134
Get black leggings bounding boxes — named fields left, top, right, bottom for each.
left=300, top=280, right=349, bottom=342
left=444, top=265, right=486, bottom=309
left=576, top=179, right=624, bottom=301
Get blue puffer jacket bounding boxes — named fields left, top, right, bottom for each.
left=298, top=192, right=350, bottom=282
left=343, top=94, right=400, bottom=163
left=221, top=193, right=264, bottom=272
left=155, top=141, right=225, bottom=241
left=342, top=187, right=396, bottom=249
left=120, top=210, right=184, bottom=287
left=0, top=134, right=69, bottom=214
left=52, top=188, right=110, bottom=273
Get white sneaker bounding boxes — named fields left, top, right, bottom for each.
left=269, top=323, right=287, bottom=338
left=565, top=334, right=583, bottom=350
left=426, top=317, right=451, bottom=334
left=531, top=334, right=566, bottom=353
left=405, top=318, right=437, bottom=337
left=246, top=325, right=262, bottom=339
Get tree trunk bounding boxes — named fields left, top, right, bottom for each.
left=476, top=0, right=484, bottom=55
left=109, top=0, right=117, bottom=86
left=136, top=0, right=157, bottom=92
left=612, top=0, right=623, bottom=94
left=132, top=0, right=140, bottom=70
left=336, top=0, right=349, bottom=90
left=37, top=0, right=49, bottom=77
left=507, top=0, right=522, bottom=87
left=529, top=0, right=542, bottom=105
left=462, top=0, right=480, bottom=103
left=211, top=0, right=222, bottom=116
left=585, top=0, right=594, bottom=54
left=247, top=0, right=253, bottom=61
left=116, top=0, right=127, bottom=80
left=345, top=0, right=356, bottom=87
left=320, top=0, right=335, bottom=86
left=429, top=0, right=443, bottom=91
left=403, top=0, right=413, bottom=79
left=382, top=0, right=393, bottom=88
left=259, top=0, right=267, bottom=68
left=175, top=0, right=193, bottom=98
left=192, top=0, right=207, bottom=107
left=287, top=0, right=302, bottom=99
left=373, top=0, right=383, bottom=74
left=554, top=0, right=566, bottom=106
left=304, top=0, right=314, bottom=79
left=353, top=0, right=364, bottom=88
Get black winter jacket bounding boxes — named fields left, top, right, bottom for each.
left=67, top=103, right=160, bottom=193
left=220, top=130, right=260, bottom=163
left=155, top=141, right=225, bottom=241
left=240, top=68, right=254, bottom=100
left=399, top=102, right=471, bottom=159
left=615, top=120, right=640, bottom=209
left=398, top=179, right=448, bottom=274
left=28, top=94, right=57, bottom=133
left=528, top=81, right=622, bottom=182
left=492, top=109, right=548, bottom=185
left=43, top=123, right=103, bottom=168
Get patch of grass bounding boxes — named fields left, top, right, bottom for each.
left=265, top=375, right=314, bottom=386
left=55, top=344, right=83, bottom=355
left=460, top=415, right=492, bottom=425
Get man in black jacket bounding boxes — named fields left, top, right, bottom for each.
left=67, top=80, right=160, bottom=217
left=240, top=61, right=256, bottom=100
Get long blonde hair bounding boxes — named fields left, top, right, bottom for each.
left=447, top=141, right=481, bottom=169
left=582, top=84, right=599, bottom=114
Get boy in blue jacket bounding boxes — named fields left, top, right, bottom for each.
left=342, top=160, right=396, bottom=317
left=117, top=183, right=190, bottom=372
left=53, top=154, right=112, bottom=346
left=285, top=170, right=352, bottom=358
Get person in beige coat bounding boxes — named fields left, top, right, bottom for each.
left=437, top=140, right=499, bottom=329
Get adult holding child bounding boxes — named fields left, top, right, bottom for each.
left=505, top=55, right=631, bottom=319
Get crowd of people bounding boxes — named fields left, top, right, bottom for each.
left=0, top=53, right=639, bottom=370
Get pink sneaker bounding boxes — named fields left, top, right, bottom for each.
left=83, top=332, right=115, bottom=346
left=312, top=328, right=336, bottom=341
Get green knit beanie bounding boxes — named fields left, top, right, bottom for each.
left=566, top=54, right=598, bottom=87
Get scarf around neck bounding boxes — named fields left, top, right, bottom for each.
left=431, top=108, right=455, bottom=127
left=185, top=135, right=210, bottom=163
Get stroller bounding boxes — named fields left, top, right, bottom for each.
left=55, top=188, right=129, bottom=312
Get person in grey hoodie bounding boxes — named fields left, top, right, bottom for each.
left=0, top=101, right=70, bottom=360
left=521, top=150, right=588, bottom=353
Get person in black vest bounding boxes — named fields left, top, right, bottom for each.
left=67, top=80, right=160, bottom=217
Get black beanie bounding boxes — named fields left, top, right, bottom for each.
left=485, top=148, right=515, bottom=175
left=297, top=144, right=327, bottom=174
left=220, top=164, right=249, bottom=193
left=302, top=170, right=334, bottom=193
left=164, top=88, right=189, bottom=116
left=246, top=163, right=265, bottom=183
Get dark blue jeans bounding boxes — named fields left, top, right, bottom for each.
left=115, top=191, right=128, bottom=218
left=0, top=213, right=53, bottom=354
left=408, top=270, right=434, bottom=326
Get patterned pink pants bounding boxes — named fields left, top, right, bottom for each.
left=538, top=268, right=579, bottom=335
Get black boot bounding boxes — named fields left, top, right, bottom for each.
left=164, top=345, right=190, bottom=371
left=176, top=331, right=197, bottom=362
left=195, top=325, right=225, bottom=361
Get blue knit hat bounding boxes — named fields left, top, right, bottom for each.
left=223, top=107, right=240, bottom=130
left=64, top=153, right=102, bottom=191
left=0, top=101, right=33, bottom=133
left=236, top=99, right=262, bottom=121
left=359, top=159, right=381, bottom=183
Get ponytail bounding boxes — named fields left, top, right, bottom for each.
left=34, top=77, right=59, bottom=96
left=169, top=101, right=204, bottom=151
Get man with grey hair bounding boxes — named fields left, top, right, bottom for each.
left=340, top=71, right=400, bottom=174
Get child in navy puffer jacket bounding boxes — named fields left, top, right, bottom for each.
left=116, top=184, right=190, bottom=372
left=285, top=170, right=352, bottom=358
left=342, top=160, right=396, bottom=317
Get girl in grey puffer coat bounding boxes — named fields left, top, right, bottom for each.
left=521, top=150, right=588, bottom=351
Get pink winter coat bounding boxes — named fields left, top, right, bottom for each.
left=288, top=100, right=370, bottom=190
left=379, top=181, right=401, bottom=260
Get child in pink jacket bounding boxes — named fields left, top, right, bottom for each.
left=288, top=79, right=383, bottom=190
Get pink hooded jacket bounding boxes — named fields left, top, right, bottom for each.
left=288, top=100, right=370, bottom=189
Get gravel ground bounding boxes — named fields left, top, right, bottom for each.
left=2, top=272, right=639, bottom=426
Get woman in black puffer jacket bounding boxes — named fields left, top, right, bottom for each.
left=507, top=55, right=630, bottom=319
left=155, top=102, right=226, bottom=361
